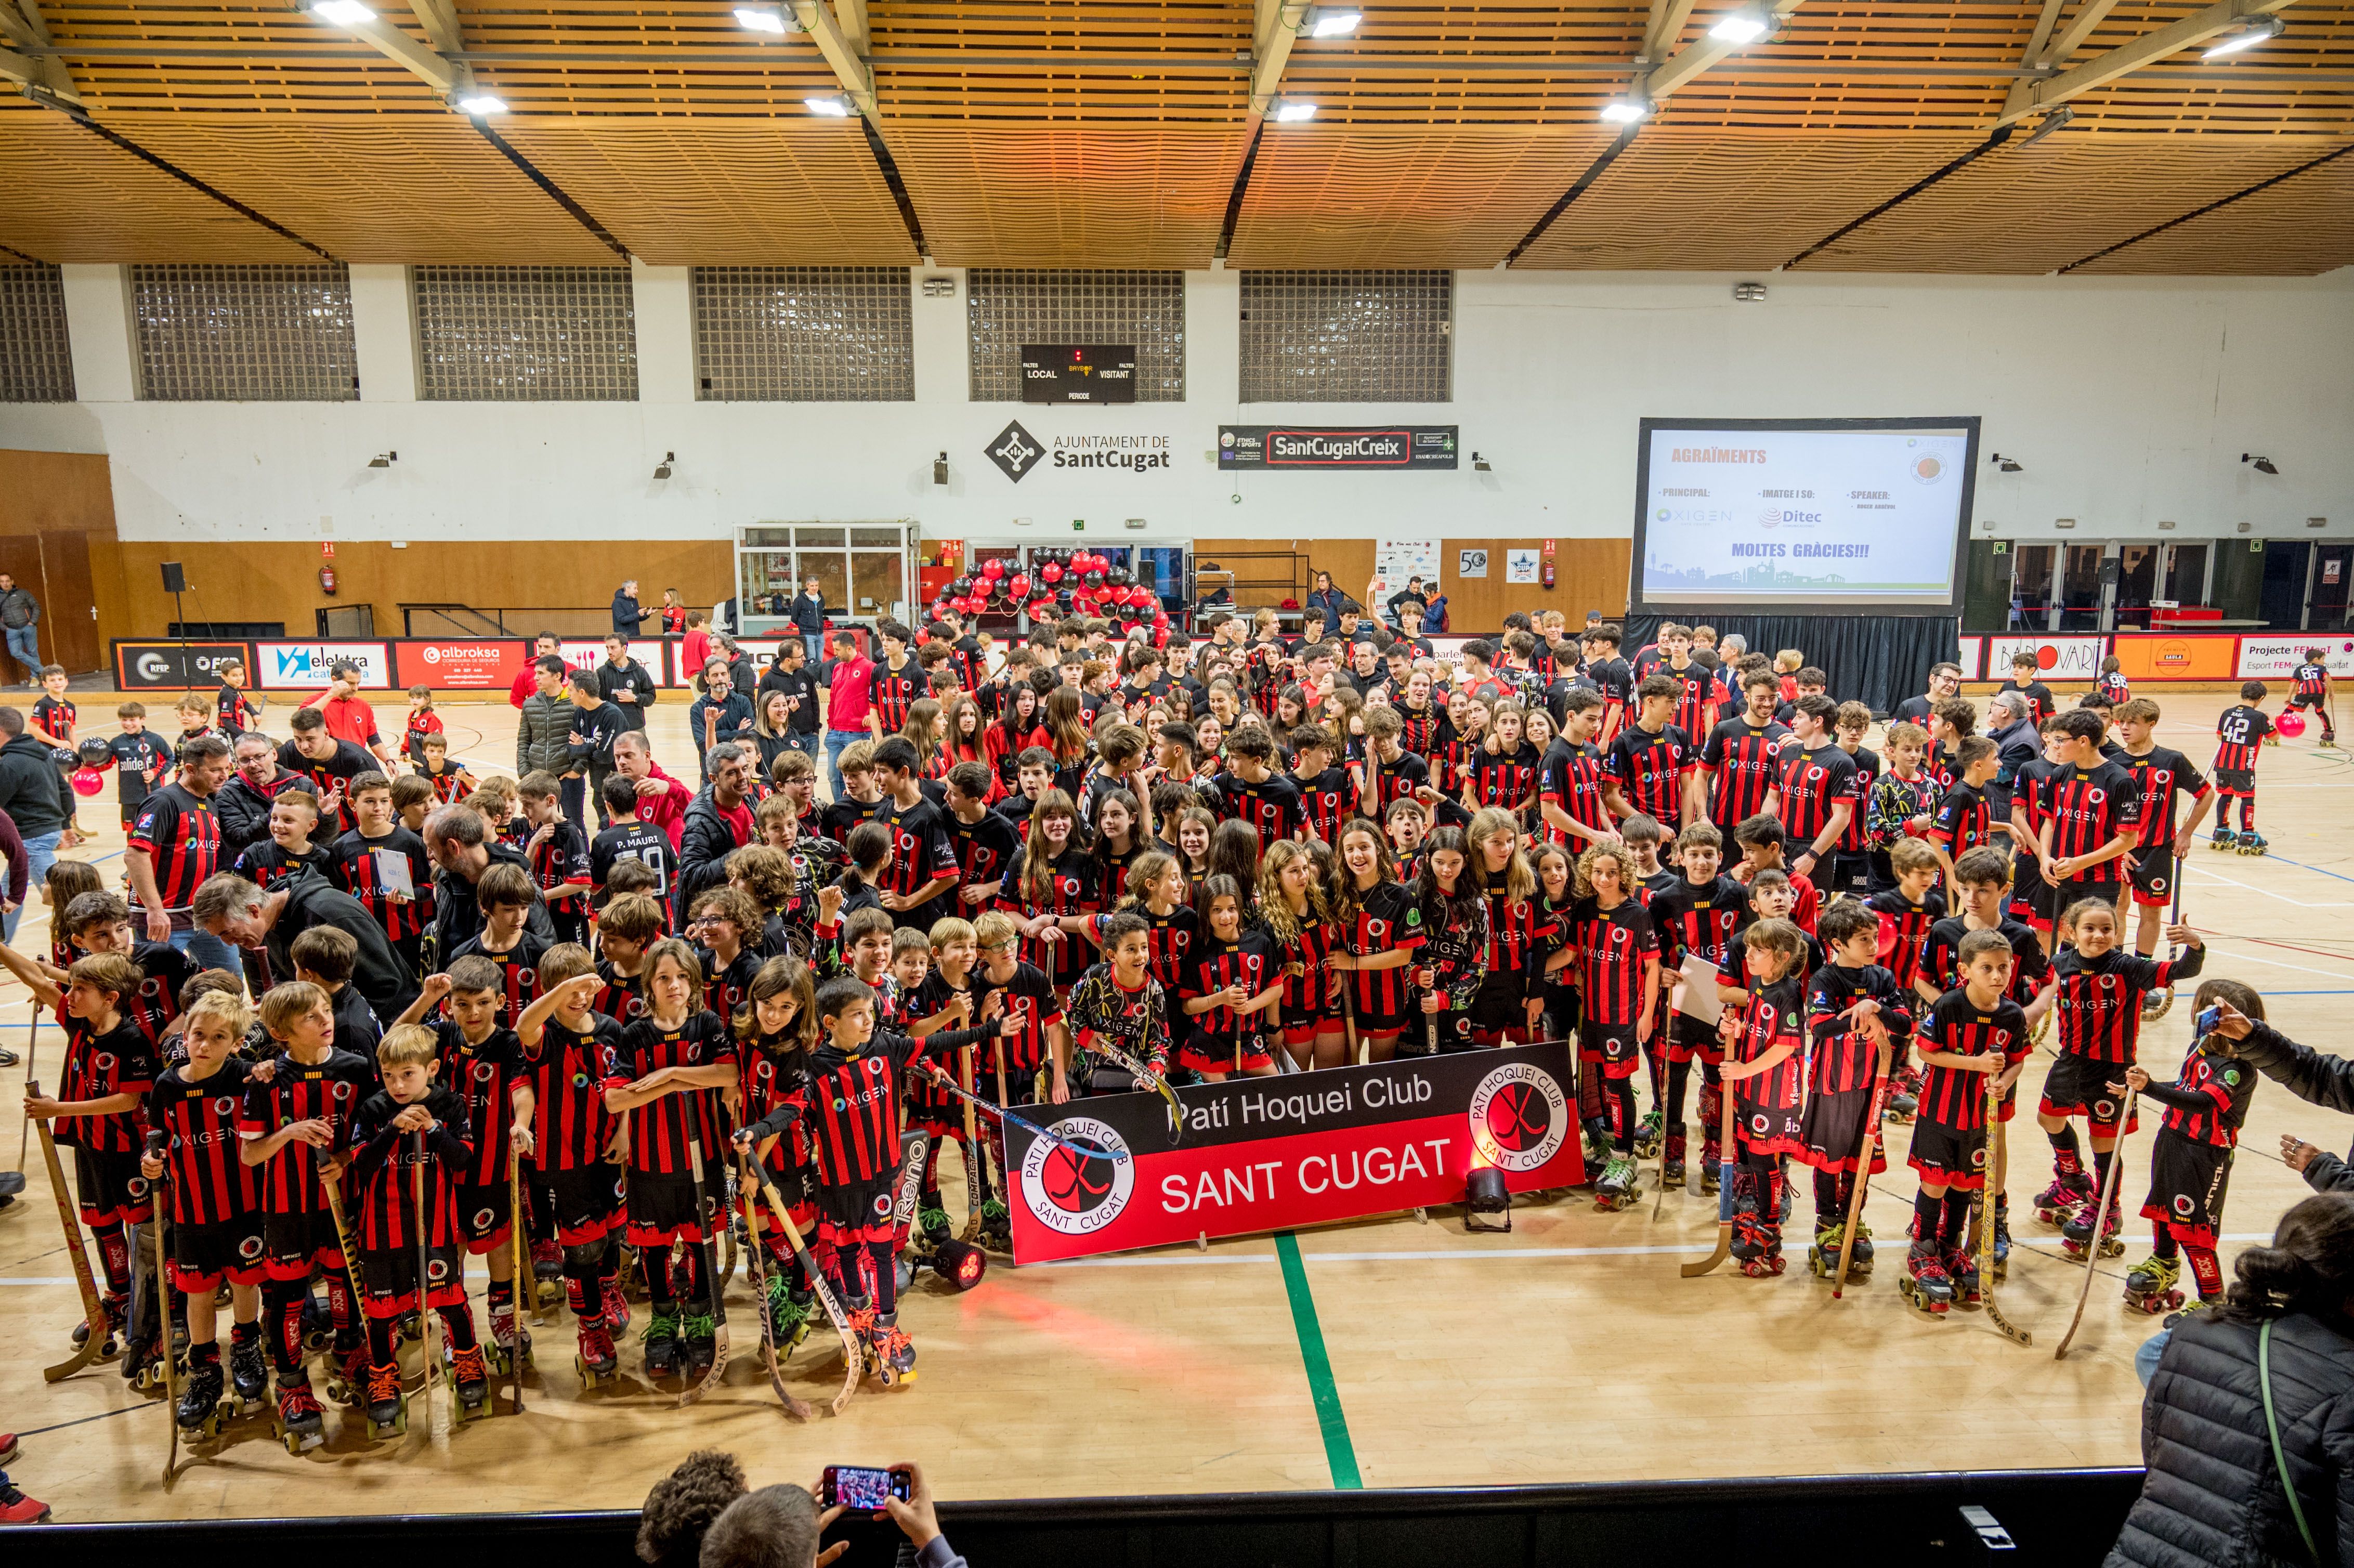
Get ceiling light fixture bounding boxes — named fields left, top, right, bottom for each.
left=1708, top=7, right=1772, bottom=44
left=733, top=2, right=798, bottom=33
left=2244, top=452, right=2280, bottom=476
left=1599, top=96, right=1650, bottom=123
left=454, top=92, right=507, bottom=116
left=1273, top=100, right=1318, bottom=123
left=1306, top=7, right=1362, bottom=37
left=804, top=94, right=852, bottom=116
left=306, top=0, right=377, bottom=24
left=2204, top=16, right=2284, bottom=58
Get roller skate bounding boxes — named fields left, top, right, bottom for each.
left=1729, top=1177, right=1761, bottom=1266
left=486, top=1300, right=531, bottom=1376
left=2238, top=831, right=2268, bottom=857
left=273, top=1381, right=326, bottom=1454
left=301, top=1290, right=333, bottom=1353
left=2033, top=1170, right=2093, bottom=1227
left=2124, top=1253, right=2186, bottom=1314
left=840, top=1294, right=880, bottom=1377
left=121, top=1330, right=163, bottom=1389
left=1660, top=1131, right=1687, bottom=1190
left=1946, top=1247, right=1983, bottom=1310
left=1991, top=1197, right=2012, bottom=1283
left=869, top=1311, right=916, bottom=1387
left=449, top=1344, right=490, bottom=1422
left=532, top=1240, right=565, bottom=1308
left=679, top=1311, right=717, bottom=1377
left=397, top=1311, right=422, bottom=1344
left=1633, top=1109, right=1664, bottom=1161
left=2061, top=1193, right=2124, bottom=1260
left=978, top=1195, right=1013, bottom=1253
left=1593, top=1153, right=1639, bottom=1212
left=177, top=1354, right=232, bottom=1438
left=642, top=1309, right=679, bottom=1378
left=325, top=1340, right=369, bottom=1405
left=1699, top=1134, right=1722, bottom=1195
left=601, top=1272, right=632, bottom=1332
left=1899, top=1240, right=1954, bottom=1317
left=765, top=1274, right=813, bottom=1351
left=2209, top=827, right=2236, bottom=852
left=1884, top=1068, right=1920, bottom=1125
left=363, top=1361, right=407, bottom=1438
left=1742, top=1224, right=1786, bottom=1277
left=917, top=1201, right=952, bottom=1250
left=1808, top=1219, right=1845, bottom=1278
left=227, top=1323, right=269, bottom=1404
left=575, top=1320, right=619, bottom=1388
left=71, top=1290, right=127, bottom=1354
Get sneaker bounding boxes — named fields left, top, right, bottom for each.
left=0, top=1472, right=50, bottom=1525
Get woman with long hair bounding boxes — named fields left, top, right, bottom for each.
left=1462, top=805, right=1551, bottom=1049
left=991, top=682, right=1047, bottom=791
left=937, top=690, right=997, bottom=799
left=1257, top=838, right=1341, bottom=1070
left=1043, top=685, right=1091, bottom=801
left=900, top=697, right=945, bottom=778
left=1205, top=817, right=1261, bottom=897
left=1328, top=818, right=1421, bottom=1064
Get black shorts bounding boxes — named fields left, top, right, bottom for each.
left=814, top=1173, right=896, bottom=1246
left=1734, top=1085, right=1803, bottom=1158
left=546, top=1161, right=623, bottom=1246
left=261, top=1207, right=346, bottom=1281
left=1664, top=1005, right=1723, bottom=1065
left=2007, top=857, right=2056, bottom=930
left=2129, top=846, right=2180, bottom=908
left=452, top=1180, right=512, bottom=1255
left=623, top=1168, right=714, bottom=1248
left=1466, top=973, right=1531, bottom=1046
left=1176, top=1029, right=1275, bottom=1075
left=1580, top=1017, right=1643, bottom=1080
left=2143, top=1135, right=2234, bottom=1249
left=73, top=1142, right=153, bottom=1227
left=360, top=1244, right=464, bottom=1317
left=2288, top=693, right=2327, bottom=711
left=169, top=1212, right=267, bottom=1293
left=2038, top=1052, right=2140, bottom=1135
left=1827, top=851, right=1874, bottom=899
left=1907, top=1119, right=1990, bottom=1190
left=1796, top=1082, right=1886, bottom=1177
left=2214, top=767, right=2255, bottom=799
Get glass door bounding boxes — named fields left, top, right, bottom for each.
left=2113, top=543, right=2160, bottom=630
left=2059, top=544, right=2109, bottom=631
left=2161, top=542, right=2210, bottom=610
left=2011, top=543, right=2056, bottom=631
left=2313, top=543, right=2353, bottom=632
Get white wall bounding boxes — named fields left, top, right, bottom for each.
left=7, top=267, right=2349, bottom=547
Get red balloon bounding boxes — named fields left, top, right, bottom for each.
left=1040, top=561, right=1063, bottom=584
left=979, top=557, right=1004, bottom=579
left=1008, top=573, right=1031, bottom=599
left=1132, top=586, right=1154, bottom=609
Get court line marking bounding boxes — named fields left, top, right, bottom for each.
left=1274, top=1231, right=1361, bottom=1489
left=2200, top=944, right=2354, bottom=983
left=2187, top=866, right=2354, bottom=909
left=1025, top=1232, right=2291, bottom=1270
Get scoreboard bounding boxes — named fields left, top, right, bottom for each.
left=1021, top=344, right=1137, bottom=404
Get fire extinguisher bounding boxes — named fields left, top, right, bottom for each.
left=318, top=565, right=338, bottom=595
left=1541, top=558, right=1555, bottom=590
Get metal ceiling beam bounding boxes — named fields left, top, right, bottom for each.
left=0, top=0, right=81, bottom=107
left=1641, top=0, right=1807, bottom=103
left=789, top=0, right=874, bottom=117
left=407, top=0, right=466, bottom=61
left=835, top=0, right=867, bottom=58
left=304, top=7, right=462, bottom=95
left=1995, top=0, right=2301, bottom=124
left=2042, top=0, right=2123, bottom=67
left=2018, top=0, right=2069, bottom=69
left=1639, top=0, right=1698, bottom=66
left=1250, top=0, right=1307, bottom=115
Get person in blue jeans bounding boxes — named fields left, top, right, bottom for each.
left=791, top=575, right=828, bottom=664
left=0, top=574, right=38, bottom=688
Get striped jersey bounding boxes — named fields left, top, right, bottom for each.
left=1916, top=988, right=2030, bottom=1131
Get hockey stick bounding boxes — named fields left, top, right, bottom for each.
left=32, top=1080, right=115, bottom=1381
left=148, top=1130, right=178, bottom=1486
left=1832, top=1035, right=1897, bottom=1300
left=2054, top=1090, right=2136, bottom=1361
left=677, top=1103, right=731, bottom=1408
left=742, top=1154, right=862, bottom=1415
left=1088, top=1039, right=1184, bottom=1145
left=0, top=1012, right=35, bottom=1200
left=957, top=1045, right=986, bottom=1244
left=1681, top=1073, right=1739, bottom=1277
left=1981, top=1075, right=2030, bottom=1346
left=413, top=1130, right=438, bottom=1425
left=318, top=1164, right=375, bottom=1399
left=913, top=1063, right=1128, bottom=1165
left=2144, top=856, right=2186, bottom=1022
left=734, top=1148, right=812, bottom=1421
left=506, top=1157, right=528, bottom=1414
left=989, top=1038, right=1013, bottom=1209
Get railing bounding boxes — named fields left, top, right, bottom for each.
left=399, top=604, right=614, bottom=638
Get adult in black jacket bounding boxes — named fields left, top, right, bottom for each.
left=216, top=731, right=301, bottom=865
left=566, top=667, right=626, bottom=829
left=676, top=742, right=755, bottom=920
left=190, top=867, right=417, bottom=1022
left=594, top=633, right=659, bottom=734
left=2107, top=1192, right=2354, bottom=1567
left=421, top=803, right=558, bottom=958
left=2209, top=1002, right=2354, bottom=1196
left=611, top=579, right=649, bottom=636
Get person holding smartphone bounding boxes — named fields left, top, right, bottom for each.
left=699, top=1461, right=967, bottom=1568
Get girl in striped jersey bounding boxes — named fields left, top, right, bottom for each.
left=1716, top=918, right=1811, bottom=1275
left=731, top=955, right=824, bottom=1351
left=1330, top=821, right=1424, bottom=1062
left=1570, top=842, right=1662, bottom=1208
left=1175, top=876, right=1283, bottom=1080
left=1904, top=932, right=2031, bottom=1313
left=1259, top=839, right=1344, bottom=1070
left=1466, top=808, right=1556, bottom=1049
left=2113, top=978, right=2263, bottom=1314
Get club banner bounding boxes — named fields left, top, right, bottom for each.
left=393, top=639, right=532, bottom=690
left=114, top=640, right=255, bottom=690
left=1218, top=425, right=1458, bottom=471
left=1005, top=1042, right=1584, bottom=1264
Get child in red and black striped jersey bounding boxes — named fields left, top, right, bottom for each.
left=1866, top=838, right=1948, bottom=1119
left=733, top=973, right=1012, bottom=1381
left=1715, top=918, right=1811, bottom=1274
left=1799, top=902, right=1914, bottom=1277
left=2112, top=977, right=2261, bottom=1312
left=1646, top=822, right=1751, bottom=1190
left=1084, top=851, right=1199, bottom=999
left=1287, top=726, right=1352, bottom=845
left=140, top=989, right=269, bottom=1427
left=688, top=886, right=767, bottom=1026
left=414, top=733, right=476, bottom=805
left=518, top=772, right=594, bottom=949
left=732, top=955, right=824, bottom=1342
left=1463, top=704, right=1540, bottom=816
left=342, top=1022, right=489, bottom=1419
left=1827, top=702, right=1884, bottom=900
left=390, top=956, right=534, bottom=1368
left=972, top=907, right=1067, bottom=1156
left=1257, top=839, right=1344, bottom=1070
left=1925, top=736, right=1998, bottom=894
left=403, top=686, right=444, bottom=766
left=1005, top=791, right=1102, bottom=992
left=1570, top=842, right=1662, bottom=1203
left=2212, top=682, right=2275, bottom=849
left=451, top=861, right=550, bottom=1029
left=17, top=951, right=159, bottom=1338
left=238, top=981, right=377, bottom=1436
left=2282, top=648, right=2335, bottom=746
left=1731, top=814, right=1819, bottom=935
left=1176, top=876, right=1283, bottom=1080
left=513, top=949, right=629, bottom=1379
left=1331, top=820, right=1427, bottom=1061
left=1465, top=808, right=1555, bottom=1048
left=1905, top=932, right=2032, bottom=1312
left=335, top=773, right=432, bottom=983
left=592, top=891, right=665, bottom=1029
left=601, top=937, right=738, bottom=1380
left=2036, top=897, right=2203, bottom=1252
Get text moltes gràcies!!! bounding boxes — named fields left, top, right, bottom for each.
left=1186, top=1074, right=1436, bottom=1134
left=1730, top=543, right=1873, bottom=559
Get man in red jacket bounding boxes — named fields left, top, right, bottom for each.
left=611, top=731, right=691, bottom=849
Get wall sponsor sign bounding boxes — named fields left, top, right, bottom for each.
left=2113, top=634, right=2236, bottom=683
left=1458, top=548, right=1488, bottom=579
left=1006, top=1042, right=1584, bottom=1264
left=114, top=640, right=254, bottom=690
left=1954, top=635, right=1983, bottom=681
left=254, top=641, right=394, bottom=690
left=2239, top=635, right=2354, bottom=680
left=393, top=639, right=530, bottom=690
left=1375, top=540, right=1442, bottom=590
left=1218, top=425, right=1458, bottom=471
left=985, top=420, right=1173, bottom=484
left=556, top=638, right=671, bottom=689
left=1983, top=635, right=2108, bottom=682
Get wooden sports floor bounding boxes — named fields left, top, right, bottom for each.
left=4, top=691, right=2349, bottom=1520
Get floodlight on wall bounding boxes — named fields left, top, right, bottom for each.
left=305, top=0, right=377, bottom=25
left=1732, top=282, right=1767, bottom=302
left=1473, top=452, right=1492, bottom=472
left=2243, top=452, right=2280, bottom=476
left=2016, top=106, right=2074, bottom=148
left=804, top=95, right=852, bottom=116
left=922, top=277, right=956, bottom=297
left=1273, top=100, right=1318, bottom=123
left=653, top=452, right=675, bottom=480
left=933, top=452, right=950, bottom=486
left=2310, top=517, right=2330, bottom=530
left=733, top=2, right=798, bottom=33
left=2054, top=517, right=2076, bottom=529
left=1599, top=97, right=1650, bottom=123
left=2159, top=519, right=2177, bottom=530
left=2205, top=16, right=2284, bottom=58
left=454, top=92, right=507, bottom=116
left=1306, top=7, right=1362, bottom=37
left=1990, top=453, right=2023, bottom=472
left=1708, top=7, right=1772, bottom=44
left=368, top=451, right=397, bottom=468
left=2237, top=520, right=2254, bottom=533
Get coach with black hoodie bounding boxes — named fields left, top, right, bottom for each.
left=0, top=706, right=73, bottom=940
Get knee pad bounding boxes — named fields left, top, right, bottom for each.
left=563, top=1238, right=608, bottom=1273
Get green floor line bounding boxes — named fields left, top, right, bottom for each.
left=1274, top=1231, right=1362, bottom=1489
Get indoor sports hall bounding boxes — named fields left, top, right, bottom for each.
left=1, top=2, right=2351, bottom=1563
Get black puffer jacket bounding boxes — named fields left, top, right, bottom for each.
left=675, top=786, right=750, bottom=921
left=2107, top=1306, right=2354, bottom=1566
left=2235, top=1021, right=2354, bottom=1197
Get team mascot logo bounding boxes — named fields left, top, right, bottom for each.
left=1019, top=1115, right=1135, bottom=1236
left=1467, top=1061, right=1569, bottom=1173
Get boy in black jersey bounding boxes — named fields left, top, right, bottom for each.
left=1827, top=702, right=1884, bottom=898
left=690, top=886, right=768, bottom=1025
left=1697, top=670, right=1791, bottom=837
left=335, top=773, right=432, bottom=984
left=343, top=1022, right=489, bottom=1425
left=1602, top=675, right=1693, bottom=831
left=109, top=702, right=174, bottom=827
left=239, top=981, right=375, bottom=1440
left=601, top=937, right=737, bottom=1379
left=1647, top=822, right=1749, bottom=1191
left=1903, top=931, right=2030, bottom=1314
left=415, top=733, right=476, bottom=804
left=592, top=774, right=678, bottom=910
left=1289, top=726, right=1352, bottom=845
left=2211, top=682, right=2274, bottom=853
left=233, top=788, right=334, bottom=891
left=1799, top=902, right=1913, bottom=1278
left=2283, top=647, right=2335, bottom=746
left=2033, top=708, right=2144, bottom=909
left=2112, top=698, right=2211, bottom=990
left=1210, top=726, right=1305, bottom=850
left=17, top=950, right=159, bottom=1341
left=943, top=762, right=1021, bottom=911
left=821, top=741, right=886, bottom=844
left=733, top=974, right=1013, bottom=1383
left=216, top=660, right=263, bottom=736
left=2113, top=977, right=2261, bottom=1313
left=518, top=770, right=593, bottom=948
left=290, top=925, right=384, bottom=1068
left=1996, top=651, right=2055, bottom=728
left=2035, top=897, right=2202, bottom=1255
left=139, top=986, right=269, bottom=1431
left=514, top=947, right=629, bottom=1380
left=1715, top=918, right=1809, bottom=1273
left=392, top=955, right=535, bottom=1369
left=450, top=862, right=548, bottom=1028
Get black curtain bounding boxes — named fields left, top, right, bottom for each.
left=1618, top=613, right=1958, bottom=717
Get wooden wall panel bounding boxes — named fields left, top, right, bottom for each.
left=1435, top=538, right=1627, bottom=634
left=0, top=451, right=121, bottom=673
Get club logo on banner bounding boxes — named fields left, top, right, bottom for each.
left=1984, top=635, right=2107, bottom=681
left=1005, top=1042, right=1584, bottom=1263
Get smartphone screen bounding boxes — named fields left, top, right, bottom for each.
left=827, top=1466, right=903, bottom=1512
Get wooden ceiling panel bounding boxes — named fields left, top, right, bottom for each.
left=101, top=113, right=619, bottom=263
left=497, top=120, right=919, bottom=264
left=1516, top=129, right=1986, bottom=269
left=1231, top=125, right=1617, bottom=267
left=0, top=101, right=314, bottom=262
left=1794, top=134, right=2347, bottom=273
left=2072, top=147, right=2354, bottom=272
left=888, top=125, right=1240, bottom=265
left=873, top=0, right=1251, bottom=121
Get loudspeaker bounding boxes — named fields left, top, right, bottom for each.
left=2099, top=559, right=2121, bottom=590
left=160, top=561, right=186, bottom=594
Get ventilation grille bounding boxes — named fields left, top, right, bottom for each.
left=130, top=263, right=358, bottom=402
left=1239, top=271, right=1450, bottom=403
